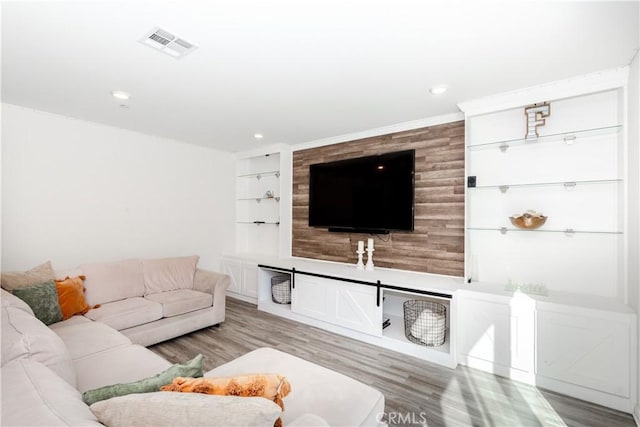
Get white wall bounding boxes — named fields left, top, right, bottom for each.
left=1, top=104, right=235, bottom=272
left=627, top=50, right=640, bottom=423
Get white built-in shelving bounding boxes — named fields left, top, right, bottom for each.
left=458, top=71, right=637, bottom=413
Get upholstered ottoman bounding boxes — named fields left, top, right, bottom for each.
left=205, top=347, right=385, bottom=427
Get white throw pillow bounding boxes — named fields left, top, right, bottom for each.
left=409, top=309, right=445, bottom=346
left=90, top=392, right=282, bottom=427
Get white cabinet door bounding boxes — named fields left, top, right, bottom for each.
left=334, top=283, right=380, bottom=336
left=241, top=262, right=258, bottom=299
left=458, top=294, right=534, bottom=376
left=291, top=275, right=331, bottom=320
left=221, top=257, right=258, bottom=301
left=221, top=258, right=242, bottom=294
left=292, top=275, right=381, bottom=336
left=459, top=297, right=512, bottom=368
left=536, top=309, right=631, bottom=397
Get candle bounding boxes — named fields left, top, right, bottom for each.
left=367, top=238, right=374, bottom=251
left=358, top=241, right=364, bottom=251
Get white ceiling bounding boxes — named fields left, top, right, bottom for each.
left=2, top=1, right=638, bottom=152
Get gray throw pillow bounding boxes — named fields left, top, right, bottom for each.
left=12, top=281, right=63, bottom=325
left=82, top=354, right=204, bottom=406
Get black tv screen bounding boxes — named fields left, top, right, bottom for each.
left=308, top=149, right=415, bottom=233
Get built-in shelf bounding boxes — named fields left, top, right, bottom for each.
left=469, top=178, right=622, bottom=192
left=237, top=196, right=280, bottom=202
left=237, top=221, right=280, bottom=226
left=467, top=227, right=622, bottom=235
left=237, top=170, right=280, bottom=179
left=467, top=124, right=621, bottom=152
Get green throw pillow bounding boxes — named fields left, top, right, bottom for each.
left=12, top=281, right=63, bottom=325
left=82, top=354, right=204, bottom=406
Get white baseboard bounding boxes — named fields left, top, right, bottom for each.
left=226, top=292, right=257, bottom=305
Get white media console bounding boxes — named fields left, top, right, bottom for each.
left=257, top=257, right=459, bottom=368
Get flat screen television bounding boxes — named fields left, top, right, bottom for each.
left=308, top=149, right=415, bottom=234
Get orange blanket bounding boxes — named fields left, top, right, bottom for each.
left=161, top=374, right=291, bottom=427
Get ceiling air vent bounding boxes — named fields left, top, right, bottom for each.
left=140, top=27, right=197, bottom=59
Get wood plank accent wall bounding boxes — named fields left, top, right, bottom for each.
left=292, top=120, right=465, bottom=276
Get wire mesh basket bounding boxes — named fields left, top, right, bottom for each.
left=403, top=300, right=446, bottom=347
left=271, top=275, right=291, bottom=304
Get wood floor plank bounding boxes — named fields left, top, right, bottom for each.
left=149, top=298, right=635, bottom=427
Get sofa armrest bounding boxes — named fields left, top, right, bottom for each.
left=194, top=269, right=229, bottom=324
left=193, top=269, right=230, bottom=295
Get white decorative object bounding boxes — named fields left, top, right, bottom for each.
left=410, top=310, right=446, bottom=346
left=356, top=241, right=365, bottom=270
left=524, top=102, right=550, bottom=140
left=365, top=239, right=374, bottom=271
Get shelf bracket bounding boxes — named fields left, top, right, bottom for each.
left=275, top=171, right=280, bottom=178
left=564, top=228, right=575, bottom=236
left=499, top=227, right=508, bottom=235
left=498, top=185, right=509, bottom=193
left=275, top=196, right=280, bottom=202
left=256, top=198, right=262, bottom=203
left=563, top=182, right=577, bottom=191
left=256, top=174, right=262, bottom=180
left=563, top=135, right=576, bottom=145
left=498, top=143, right=509, bottom=153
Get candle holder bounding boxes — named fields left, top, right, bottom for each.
left=365, top=247, right=375, bottom=271
left=356, top=249, right=365, bottom=270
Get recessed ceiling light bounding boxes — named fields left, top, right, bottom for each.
left=253, top=133, right=264, bottom=140
left=111, top=90, right=131, bottom=100
left=429, top=85, right=448, bottom=95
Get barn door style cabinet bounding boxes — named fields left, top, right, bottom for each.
left=458, top=69, right=637, bottom=413
left=256, top=260, right=459, bottom=368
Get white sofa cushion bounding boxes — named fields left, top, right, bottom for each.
left=50, top=318, right=132, bottom=360
left=90, top=392, right=282, bottom=427
left=144, top=289, right=213, bottom=317
left=206, top=347, right=385, bottom=427
left=80, top=259, right=144, bottom=306
left=84, top=297, right=163, bottom=331
left=1, top=306, right=76, bottom=387
left=0, top=359, right=100, bottom=426
left=74, top=344, right=172, bottom=393
left=142, top=255, right=199, bottom=294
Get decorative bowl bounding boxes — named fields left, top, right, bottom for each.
left=509, top=210, right=547, bottom=230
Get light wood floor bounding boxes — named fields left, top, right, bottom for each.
left=150, top=297, right=635, bottom=427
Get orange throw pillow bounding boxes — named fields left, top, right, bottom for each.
left=55, top=275, right=91, bottom=320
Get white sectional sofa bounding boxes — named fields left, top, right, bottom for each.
left=0, top=257, right=386, bottom=426
left=73, top=256, right=229, bottom=346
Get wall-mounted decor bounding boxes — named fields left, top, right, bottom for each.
left=524, top=102, right=551, bottom=139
